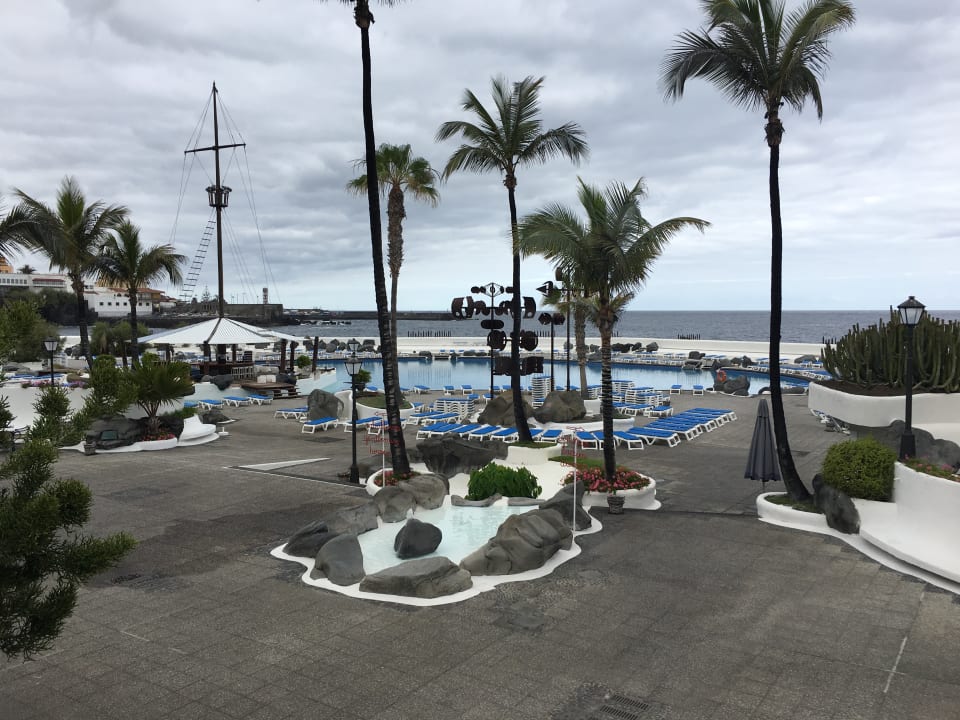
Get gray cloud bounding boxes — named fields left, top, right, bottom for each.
left=2, top=0, right=957, bottom=312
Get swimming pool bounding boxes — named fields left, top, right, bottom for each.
left=325, top=357, right=807, bottom=394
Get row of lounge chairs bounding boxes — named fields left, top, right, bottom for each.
left=571, top=407, right=737, bottom=451
left=184, top=394, right=274, bottom=411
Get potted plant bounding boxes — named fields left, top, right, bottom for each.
left=129, top=354, right=194, bottom=436
left=295, top=355, right=312, bottom=376
left=562, top=462, right=652, bottom=514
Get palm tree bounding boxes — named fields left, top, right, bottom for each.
left=0, top=198, right=32, bottom=261
left=17, top=265, right=35, bottom=275
left=347, top=143, right=440, bottom=342
left=520, top=178, right=708, bottom=485
left=323, top=0, right=409, bottom=475
left=13, top=176, right=128, bottom=370
left=96, top=221, right=185, bottom=365
left=437, top=76, right=588, bottom=442
left=660, top=0, right=855, bottom=501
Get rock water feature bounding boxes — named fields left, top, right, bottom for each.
left=272, top=468, right=602, bottom=605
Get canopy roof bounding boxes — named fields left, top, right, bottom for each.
left=139, top=317, right=305, bottom=346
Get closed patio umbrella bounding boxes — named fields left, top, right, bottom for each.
left=745, top=398, right=781, bottom=489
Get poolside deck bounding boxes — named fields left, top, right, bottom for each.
left=4, top=391, right=958, bottom=719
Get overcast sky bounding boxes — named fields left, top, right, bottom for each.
left=2, top=0, right=957, bottom=313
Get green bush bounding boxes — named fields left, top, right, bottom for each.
left=821, top=437, right=897, bottom=501
left=466, top=463, right=541, bottom=500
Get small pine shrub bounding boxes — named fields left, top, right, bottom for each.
left=466, top=463, right=541, bottom=500
left=821, top=437, right=897, bottom=501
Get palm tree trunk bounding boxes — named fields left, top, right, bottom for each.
left=73, top=276, right=93, bottom=370
left=767, top=117, right=810, bottom=502
left=387, top=186, right=404, bottom=345
left=575, top=304, right=589, bottom=399
left=599, top=308, right=617, bottom=484
left=128, top=288, right=140, bottom=366
left=357, top=8, right=409, bottom=474
left=507, top=184, right=532, bottom=443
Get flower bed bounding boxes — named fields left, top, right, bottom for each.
left=561, top=464, right=659, bottom=510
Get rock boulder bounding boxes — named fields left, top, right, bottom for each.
left=359, top=557, right=472, bottom=598
left=413, top=436, right=505, bottom=478
left=533, top=391, right=586, bottom=423
left=478, top=393, right=536, bottom=428
left=538, top=481, right=592, bottom=531
left=374, top=486, right=417, bottom=523
left=285, top=521, right=338, bottom=558
left=307, top=389, right=342, bottom=420
left=393, top=518, right=442, bottom=559
left=459, top=508, right=572, bottom=575
left=812, top=474, right=860, bottom=534
left=398, top=474, right=447, bottom=509
left=311, top=534, right=365, bottom=585
left=325, top=500, right=380, bottom=535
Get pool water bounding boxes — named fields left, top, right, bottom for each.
left=326, top=357, right=806, bottom=394
left=358, top=501, right=533, bottom=575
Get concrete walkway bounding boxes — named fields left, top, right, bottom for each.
left=2, top=392, right=959, bottom=719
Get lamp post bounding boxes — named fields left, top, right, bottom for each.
left=897, top=295, right=925, bottom=460
left=537, top=279, right=571, bottom=389
left=344, top=340, right=362, bottom=484
left=43, top=338, right=57, bottom=386
left=452, top=283, right=508, bottom=395
left=537, top=311, right=565, bottom=391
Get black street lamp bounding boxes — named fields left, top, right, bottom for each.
left=537, top=277, right=572, bottom=389
left=42, top=337, right=58, bottom=387
left=897, top=295, right=925, bottom=460
left=452, top=282, right=508, bottom=395
left=344, top=340, right=362, bottom=484
left=537, top=311, right=565, bottom=391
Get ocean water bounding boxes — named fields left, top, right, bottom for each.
left=274, top=309, right=960, bottom=345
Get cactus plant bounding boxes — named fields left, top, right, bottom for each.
left=823, top=312, right=960, bottom=393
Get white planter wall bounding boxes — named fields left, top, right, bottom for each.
left=808, top=383, right=960, bottom=443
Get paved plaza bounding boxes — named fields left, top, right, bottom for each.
left=3, top=391, right=959, bottom=719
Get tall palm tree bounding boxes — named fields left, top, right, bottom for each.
left=520, top=178, right=708, bottom=485
left=13, top=176, right=128, bottom=369
left=660, top=0, right=855, bottom=501
left=0, top=198, right=32, bottom=261
left=17, top=265, right=36, bottom=275
left=96, top=221, right=185, bottom=365
left=347, top=143, right=440, bottom=342
left=437, top=76, right=588, bottom=442
left=323, top=0, right=410, bottom=475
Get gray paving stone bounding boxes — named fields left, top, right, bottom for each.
left=2, top=393, right=956, bottom=720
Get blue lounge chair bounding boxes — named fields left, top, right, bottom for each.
left=301, top=416, right=337, bottom=433
left=613, top=431, right=646, bottom=450
left=574, top=430, right=601, bottom=450
left=467, top=425, right=500, bottom=441
left=223, top=396, right=252, bottom=407
left=627, top=426, right=681, bottom=448
left=275, top=406, right=309, bottom=420
left=246, top=393, right=273, bottom=405
left=341, top=416, right=380, bottom=432
left=490, top=427, right=519, bottom=443
left=536, top=428, right=564, bottom=443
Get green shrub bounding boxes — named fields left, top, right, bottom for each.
left=821, top=437, right=897, bottom=501
left=466, top=463, right=541, bottom=500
